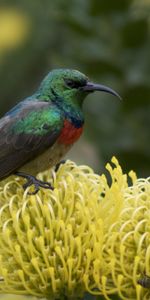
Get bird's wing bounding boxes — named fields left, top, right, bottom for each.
left=0, top=100, right=64, bottom=179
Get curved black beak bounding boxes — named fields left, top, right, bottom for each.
left=81, top=81, right=122, bottom=100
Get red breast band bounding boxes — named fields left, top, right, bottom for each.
left=58, top=119, right=83, bottom=145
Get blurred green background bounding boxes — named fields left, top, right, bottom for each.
left=0, top=0, right=149, bottom=179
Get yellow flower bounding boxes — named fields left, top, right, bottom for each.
left=0, top=158, right=149, bottom=300
left=0, top=8, right=30, bottom=55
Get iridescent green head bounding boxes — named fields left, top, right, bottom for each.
left=37, top=68, right=121, bottom=105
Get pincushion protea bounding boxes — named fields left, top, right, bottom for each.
left=0, top=158, right=149, bottom=300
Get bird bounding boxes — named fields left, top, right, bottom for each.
left=0, top=69, right=121, bottom=194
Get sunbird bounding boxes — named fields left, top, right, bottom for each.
left=0, top=69, right=120, bottom=194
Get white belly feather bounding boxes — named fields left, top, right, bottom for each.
left=19, top=142, right=71, bottom=176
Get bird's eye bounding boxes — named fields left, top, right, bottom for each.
left=65, top=79, right=86, bottom=89
left=65, top=79, right=79, bottom=89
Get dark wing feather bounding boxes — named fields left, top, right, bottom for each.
left=0, top=100, right=63, bottom=179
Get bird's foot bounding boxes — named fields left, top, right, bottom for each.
left=55, top=160, right=66, bottom=172
left=15, top=172, right=53, bottom=195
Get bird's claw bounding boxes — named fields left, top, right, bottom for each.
left=55, top=160, right=66, bottom=172
left=24, top=177, right=53, bottom=195
left=15, top=172, right=53, bottom=195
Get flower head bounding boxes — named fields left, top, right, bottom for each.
left=0, top=8, right=30, bottom=55
left=0, top=158, right=149, bottom=300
